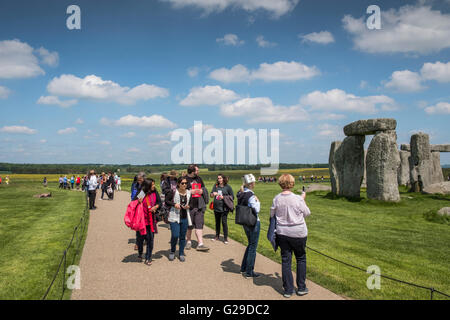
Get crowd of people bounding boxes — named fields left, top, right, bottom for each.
left=0, top=175, right=9, bottom=185
left=74, top=172, right=123, bottom=210
left=299, top=175, right=325, bottom=183
left=257, top=176, right=277, bottom=183
left=123, top=164, right=311, bottom=298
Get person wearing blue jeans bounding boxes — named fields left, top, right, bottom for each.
left=165, top=176, right=192, bottom=262
left=169, top=218, right=188, bottom=258
left=237, top=174, right=261, bottom=278
left=241, top=220, right=260, bottom=276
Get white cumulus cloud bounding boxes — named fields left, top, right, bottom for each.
left=0, top=125, right=37, bottom=134
left=100, top=114, right=177, bottom=128
left=256, top=35, right=277, bottom=48
left=35, top=47, right=59, bottom=67
left=162, top=0, right=300, bottom=18
left=299, top=89, right=396, bottom=114
left=209, top=61, right=319, bottom=83
left=216, top=34, right=245, bottom=46
left=180, top=85, right=240, bottom=106
left=384, top=70, right=425, bottom=92
left=58, top=127, right=77, bottom=135
left=300, top=31, right=335, bottom=44
left=220, top=97, right=310, bottom=123
left=37, top=95, right=78, bottom=108
left=0, top=39, right=48, bottom=78
left=46, top=74, right=169, bottom=105
left=424, top=102, right=450, bottom=115
left=420, top=61, right=450, bottom=83
left=342, top=5, right=450, bottom=55
left=383, top=61, right=450, bottom=93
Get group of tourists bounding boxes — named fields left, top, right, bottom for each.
left=123, top=164, right=311, bottom=298
left=257, top=176, right=277, bottom=183
left=58, top=175, right=80, bottom=189
left=85, top=172, right=122, bottom=210
left=0, top=175, right=9, bottom=185
left=55, top=173, right=122, bottom=196
left=299, top=175, right=325, bottom=183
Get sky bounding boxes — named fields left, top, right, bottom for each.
left=0, top=0, right=449, bottom=165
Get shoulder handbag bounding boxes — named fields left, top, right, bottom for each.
left=235, top=204, right=256, bottom=227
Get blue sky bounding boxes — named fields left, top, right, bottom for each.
left=0, top=0, right=449, bottom=165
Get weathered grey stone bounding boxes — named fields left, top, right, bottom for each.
left=328, top=141, right=342, bottom=195
left=400, top=144, right=410, bottom=151
left=334, top=136, right=365, bottom=198
left=366, top=131, right=400, bottom=202
left=409, top=133, right=444, bottom=189
left=431, top=152, right=444, bottom=184
left=403, top=143, right=450, bottom=152
left=437, top=207, right=450, bottom=216
left=397, top=150, right=410, bottom=186
left=423, top=181, right=450, bottom=195
left=361, top=149, right=368, bottom=188
left=431, top=144, right=450, bottom=152
left=344, top=118, right=397, bottom=136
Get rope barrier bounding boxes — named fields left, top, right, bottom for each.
left=41, top=194, right=89, bottom=300
left=250, top=222, right=450, bottom=300
left=305, top=245, right=450, bottom=300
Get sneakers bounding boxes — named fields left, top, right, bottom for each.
left=244, top=272, right=261, bottom=278
left=224, top=240, right=229, bottom=244
left=169, top=252, right=175, bottom=261
left=185, top=241, right=192, bottom=250
left=211, top=236, right=219, bottom=241
left=196, top=244, right=210, bottom=251
left=297, top=288, right=309, bottom=296
left=283, top=291, right=294, bottom=298
left=179, top=255, right=186, bottom=262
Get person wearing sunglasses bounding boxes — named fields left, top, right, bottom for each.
left=165, top=176, right=193, bottom=262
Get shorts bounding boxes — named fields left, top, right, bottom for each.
left=189, top=208, right=205, bottom=230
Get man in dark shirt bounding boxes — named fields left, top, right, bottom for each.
left=185, top=164, right=209, bottom=251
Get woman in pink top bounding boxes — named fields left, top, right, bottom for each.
left=270, top=174, right=311, bottom=298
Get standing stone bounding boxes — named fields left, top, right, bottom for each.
left=361, top=149, right=368, bottom=188
left=409, top=133, right=434, bottom=188
left=334, top=136, right=365, bottom=198
left=328, top=141, right=342, bottom=195
left=366, top=130, right=400, bottom=201
left=397, top=150, right=410, bottom=186
left=431, top=152, right=444, bottom=184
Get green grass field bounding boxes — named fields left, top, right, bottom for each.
left=0, top=181, right=88, bottom=300
left=1, top=170, right=449, bottom=300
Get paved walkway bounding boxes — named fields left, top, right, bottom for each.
left=72, top=191, right=343, bottom=300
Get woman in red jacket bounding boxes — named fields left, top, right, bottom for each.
left=137, top=178, right=161, bottom=265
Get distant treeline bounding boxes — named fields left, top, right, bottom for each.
left=0, top=163, right=328, bottom=174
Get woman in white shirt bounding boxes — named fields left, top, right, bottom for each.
left=270, top=174, right=311, bottom=298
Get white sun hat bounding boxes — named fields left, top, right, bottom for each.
left=243, top=174, right=256, bottom=185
